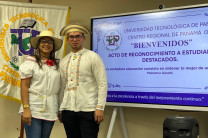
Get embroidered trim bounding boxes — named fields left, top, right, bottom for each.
left=65, top=54, right=82, bottom=91
left=21, top=76, right=33, bottom=79
left=25, top=57, right=37, bottom=62
left=31, top=117, right=58, bottom=121
left=25, top=56, right=56, bottom=66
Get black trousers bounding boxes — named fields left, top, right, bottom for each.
left=62, top=110, right=100, bottom=138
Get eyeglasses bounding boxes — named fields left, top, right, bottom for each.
left=68, top=35, right=83, bottom=40
left=40, top=40, right=53, bottom=45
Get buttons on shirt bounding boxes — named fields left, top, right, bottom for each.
left=40, top=107, right=46, bottom=113
left=73, top=54, right=77, bottom=60
left=66, top=54, right=82, bottom=92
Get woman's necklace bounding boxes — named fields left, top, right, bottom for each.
left=40, top=54, right=50, bottom=59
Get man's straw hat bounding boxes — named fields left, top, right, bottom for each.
left=60, top=24, right=91, bottom=36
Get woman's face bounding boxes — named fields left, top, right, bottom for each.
left=39, top=36, right=54, bottom=55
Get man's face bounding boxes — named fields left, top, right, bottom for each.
left=67, top=32, right=86, bottom=52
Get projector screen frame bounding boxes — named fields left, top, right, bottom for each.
left=91, top=3, right=208, bottom=112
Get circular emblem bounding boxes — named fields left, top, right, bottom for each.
left=104, top=30, right=122, bottom=51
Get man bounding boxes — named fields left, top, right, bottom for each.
left=58, top=24, right=108, bottom=138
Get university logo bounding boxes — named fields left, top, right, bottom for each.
left=10, top=19, right=40, bottom=68
left=104, top=30, right=122, bottom=51
left=0, top=12, right=55, bottom=88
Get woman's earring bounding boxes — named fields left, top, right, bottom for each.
left=35, top=49, right=40, bottom=56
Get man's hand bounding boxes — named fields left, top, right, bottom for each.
left=58, top=112, right=63, bottom=123
left=94, top=109, right=104, bottom=124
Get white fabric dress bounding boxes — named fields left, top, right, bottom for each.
left=19, top=56, right=60, bottom=121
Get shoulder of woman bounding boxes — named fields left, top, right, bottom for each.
left=25, top=56, right=36, bottom=62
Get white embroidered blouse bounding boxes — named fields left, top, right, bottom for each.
left=19, top=56, right=60, bottom=121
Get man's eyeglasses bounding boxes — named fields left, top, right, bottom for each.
left=68, top=35, right=83, bottom=40
left=40, top=40, right=53, bottom=45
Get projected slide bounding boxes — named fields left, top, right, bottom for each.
left=92, top=6, right=208, bottom=106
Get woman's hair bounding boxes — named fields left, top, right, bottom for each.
left=34, top=38, right=59, bottom=70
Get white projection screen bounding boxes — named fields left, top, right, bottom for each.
left=91, top=4, right=208, bottom=111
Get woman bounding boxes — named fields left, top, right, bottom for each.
left=19, top=30, right=63, bottom=138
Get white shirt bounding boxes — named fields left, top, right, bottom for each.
left=59, top=48, right=107, bottom=112
left=19, top=56, right=60, bottom=121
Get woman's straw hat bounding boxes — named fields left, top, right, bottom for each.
left=30, top=30, right=63, bottom=51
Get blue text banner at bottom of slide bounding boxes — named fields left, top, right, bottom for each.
left=107, top=91, right=208, bottom=106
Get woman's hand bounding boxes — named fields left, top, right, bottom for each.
left=22, top=108, right=32, bottom=126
